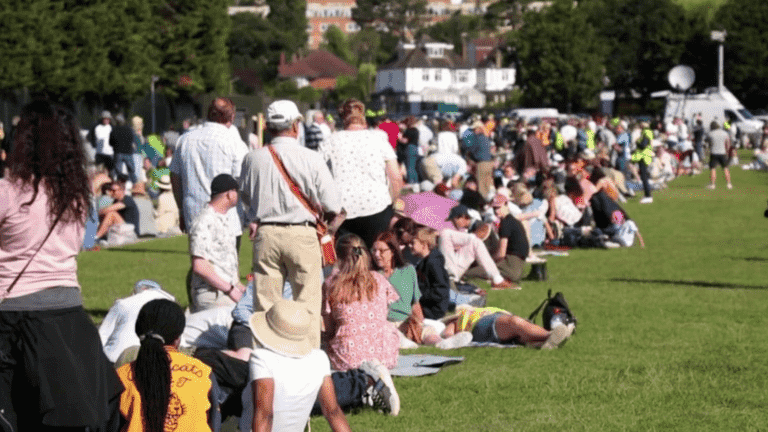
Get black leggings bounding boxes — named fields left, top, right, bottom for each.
left=638, top=160, right=652, bottom=198
left=338, top=205, right=395, bottom=249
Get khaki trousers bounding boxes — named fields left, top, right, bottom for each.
left=252, top=225, right=322, bottom=348
left=476, top=161, right=494, bottom=200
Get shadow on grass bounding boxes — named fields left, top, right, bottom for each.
left=101, top=248, right=187, bottom=255
left=611, top=278, right=768, bottom=290
left=740, top=257, right=768, bottom=262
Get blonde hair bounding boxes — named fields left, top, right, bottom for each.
left=339, top=98, right=366, bottom=129
left=327, top=234, right=377, bottom=304
left=511, top=182, right=533, bottom=207
left=414, top=227, right=438, bottom=249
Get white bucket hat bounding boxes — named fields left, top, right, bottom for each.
left=249, top=300, right=312, bottom=358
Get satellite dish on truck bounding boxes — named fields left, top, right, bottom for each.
left=668, top=65, right=695, bottom=91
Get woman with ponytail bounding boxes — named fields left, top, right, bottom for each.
left=322, top=233, right=400, bottom=371
left=117, top=299, right=221, bottom=432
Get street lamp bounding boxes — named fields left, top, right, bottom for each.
left=150, top=75, right=159, bottom=134
left=710, top=30, right=726, bottom=93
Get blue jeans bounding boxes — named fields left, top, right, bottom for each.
left=114, top=153, right=137, bottom=183
left=82, top=201, right=99, bottom=249
left=405, top=144, right=419, bottom=184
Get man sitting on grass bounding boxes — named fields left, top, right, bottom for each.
left=95, top=180, right=139, bottom=241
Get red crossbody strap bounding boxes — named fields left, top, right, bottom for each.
left=266, top=145, right=322, bottom=223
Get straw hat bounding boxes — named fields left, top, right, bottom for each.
left=249, top=300, right=312, bottom=358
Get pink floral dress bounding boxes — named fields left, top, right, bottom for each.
left=322, top=271, right=400, bottom=371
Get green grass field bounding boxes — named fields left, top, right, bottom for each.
left=79, top=154, right=768, bottom=431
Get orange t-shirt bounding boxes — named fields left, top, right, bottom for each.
left=118, top=348, right=213, bottom=432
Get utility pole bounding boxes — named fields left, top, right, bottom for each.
left=710, top=30, right=726, bottom=93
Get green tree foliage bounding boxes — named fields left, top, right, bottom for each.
left=349, top=28, right=383, bottom=65
left=156, top=0, right=231, bottom=98
left=485, top=0, right=531, bottom=30
left=583, top=0, right=698, bottom=103
left=0, top=0, right=158, bottom=104
left=352, top=0, right=428, bottom=36
left=0, top=0, right=231, bottom=103
left=333, top=63, right=377, bottom=104
left=714, top=0, right=768, bottom=108
left=320, top=26, right=355, bottom=65
left=422, top=13, right=496, bottom=54
left=266, top=0, right=308, bottom=56
left=228, top=1, right=307, bottom=85
left=513, top=0, right=604, bottom=111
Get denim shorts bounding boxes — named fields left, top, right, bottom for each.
left=471, top=313, right=505, bottom=343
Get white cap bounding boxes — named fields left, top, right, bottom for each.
left=267, top=100, right=303, bottom=129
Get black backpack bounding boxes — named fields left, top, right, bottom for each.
left=528, top=289, right=577, bottom=331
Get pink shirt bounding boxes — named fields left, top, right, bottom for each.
left=0, top=178, right=83, bottom=299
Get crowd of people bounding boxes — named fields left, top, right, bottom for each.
left=1, top=94, right=757, bottom=431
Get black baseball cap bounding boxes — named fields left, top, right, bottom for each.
left=210, top=174, right=238, bottom=197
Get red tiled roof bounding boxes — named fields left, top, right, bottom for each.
left=278, top=50, right=357, bottom=79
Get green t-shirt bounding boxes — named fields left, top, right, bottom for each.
left=386, top=265, right=421, bottom=322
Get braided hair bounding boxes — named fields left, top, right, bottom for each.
left=132, top=300, right=185, bottom=432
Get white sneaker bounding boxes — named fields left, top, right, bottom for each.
left=604, top=241, right=621, bottom=249
left=360, top=359, right=400, bottom=416
left=436, top=331, right=473, bottom=350
left=639, top=197, right=653, bottom=204
left=541, top=325, right=570, bottom=350
left=705, top=184, right=715, bottom=190
left=727, top=183, right=733, bottom=190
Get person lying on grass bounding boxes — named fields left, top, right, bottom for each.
left=439, top=304, right=574, bottom=349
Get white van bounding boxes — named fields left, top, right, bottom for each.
left=664, top=87, right=763, bottom=141
left=510, top=108, right=560, bottom=122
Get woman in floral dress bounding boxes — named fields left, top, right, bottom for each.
left=322, top=233, right=400, bottom=371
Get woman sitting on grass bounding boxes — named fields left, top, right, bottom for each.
left=322, top=233, right=401, bottom=370
left=116, top=299, right=222, bottom=432
left=371, top=231, right=424, bottom=346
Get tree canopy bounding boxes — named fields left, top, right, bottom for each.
left=352, top=0, right=428, bottom=37
left=513, top=0, right=604, bottom=111
left=0, top=0, right=231, bottom=104
left=714, top=0, right=768, bottom=108
left=583, top=0, right=701, bottom=103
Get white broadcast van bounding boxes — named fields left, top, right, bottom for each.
left=663, top=87, right=763, bottom=141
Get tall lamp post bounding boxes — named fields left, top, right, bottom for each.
left=150, top=75, right=159, bottom=134
left=710, top=30, right=726, bottom=93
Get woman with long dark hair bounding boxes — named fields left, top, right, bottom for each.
left=117, top=299, right=221, bottom=432
left=0, top=100, right=122, bottom=430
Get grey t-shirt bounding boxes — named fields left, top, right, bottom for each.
left=706, top=129, right=730, bottom=155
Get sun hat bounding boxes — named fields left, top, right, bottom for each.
left=157, top=175, right=172, bottom=190
left=101, top=110, right=112, bottom=120
left=471, top=120, right=485, bottom=130
left=266, top=100, right=303, bottom=128
left=249, top=300, right=313, bottom=358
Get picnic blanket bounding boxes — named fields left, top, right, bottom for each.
left=390, top=354, right=464, bottom=377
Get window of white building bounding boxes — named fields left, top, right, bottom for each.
left=423, top=69, right=429, bottom=81
left=435, top=69, right=442, bottom=81
left=457, top=70, right=469, bottom=83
